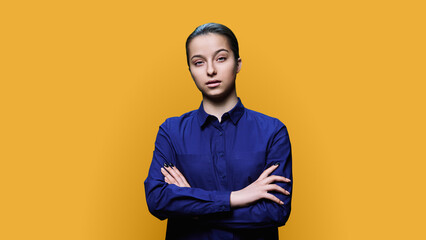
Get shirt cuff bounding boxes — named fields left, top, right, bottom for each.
left=213, top=190, right=231, bottom=212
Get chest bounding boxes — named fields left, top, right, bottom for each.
left=172, top=123, right=273, bottom=190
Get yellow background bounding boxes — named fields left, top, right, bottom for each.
left=1, top=0, right=425, bottom=239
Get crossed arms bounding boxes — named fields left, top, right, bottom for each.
left=144, top=122, right=293, bottom=229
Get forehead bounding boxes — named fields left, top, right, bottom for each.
left=188, top=33, right=231, bottom=57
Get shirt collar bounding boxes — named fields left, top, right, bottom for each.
left=197, top=98, right=245, bottom=127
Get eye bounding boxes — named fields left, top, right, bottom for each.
left=193, top=61, right=204, bottom=66
left=217, top=57, right=227, bottom=62
left=193, top=60, right=204, bottom=66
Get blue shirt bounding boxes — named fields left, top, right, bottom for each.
left=144, top=98, right=293, bottom=240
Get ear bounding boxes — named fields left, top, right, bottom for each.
left=236, top=58, right=242, bottom=73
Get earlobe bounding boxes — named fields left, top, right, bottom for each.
left=236, top=58, right=242, bottom=73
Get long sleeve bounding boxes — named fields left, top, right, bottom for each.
left=197, top=123, right=293, bottom=229
left=144, top=123, right=232, bottom=220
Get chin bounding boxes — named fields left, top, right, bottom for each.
left=203, top=93, right=223, bottom=100
left=200, top=84, right=236, bottom=101
left=203, top=91, right=235, bottom=102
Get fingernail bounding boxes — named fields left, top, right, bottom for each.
left=285, top=191, right=290, bottom=195
left=168, top=162, right=174, bottom=167
left=163, top=162, right=169, bottom=168
left=280, top=201, right=284, bottom=205
left=274, top=162, right=280, bottom=166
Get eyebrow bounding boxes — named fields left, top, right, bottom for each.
left=190, top=49, right=229, bottom=60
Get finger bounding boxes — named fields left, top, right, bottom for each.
left=164, top=176, right=170, bottom=184
left=265, top=184, right=290, bottom=195
left=165, top=166, right=184, bottom=186
left=161, top=168, right=174, bottom=184
left=163, top=165, right=186, bottom=187
left=263, top=175, right=291, bottom=184
left=161, top=167, right=178, bottom=185
left=258, top=163, right=280, bottom=180
left=262, top=192, right=284, bottom=205
left=172, top=167, right=191, bottom=187
left=165, top=166, right=186, bottom=187
left=165, top=174, right=177, bottom=185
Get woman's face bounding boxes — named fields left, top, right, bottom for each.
left=188, top=33, right=241, bottom=101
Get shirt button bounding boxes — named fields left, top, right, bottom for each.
left=219, top=132, right=223, bottom=136
left=219, top=152, right=224, bottom=157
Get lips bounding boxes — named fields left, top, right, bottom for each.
left=206, top=80, right=221, bottom=88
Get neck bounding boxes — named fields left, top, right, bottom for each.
left=202, top=92, right=238, bottom=122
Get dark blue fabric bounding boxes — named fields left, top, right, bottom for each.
left=144, top=98, right=293, bottom=240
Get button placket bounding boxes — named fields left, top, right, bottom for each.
left=217, top=128, right=226, bottom=184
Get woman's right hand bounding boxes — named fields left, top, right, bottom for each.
left=230, top=163, right=291, bottom=208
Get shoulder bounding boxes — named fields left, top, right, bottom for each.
left=243, top=108, right=290, bottom=148
left=159, top=109, right=198, bottom=131
left=244, top=108, right=287, bottom=130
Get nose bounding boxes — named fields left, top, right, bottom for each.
left=206, top=62, right=217, bottom=77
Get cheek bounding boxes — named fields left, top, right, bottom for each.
left=220, top=64, right=237, bottom=77
left=190, top=70, right=204, bottom=85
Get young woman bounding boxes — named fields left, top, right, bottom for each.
left=144, top=23, right=293, bottom=240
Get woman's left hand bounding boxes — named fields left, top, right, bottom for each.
left=161, top=163, right=191, bottom=188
